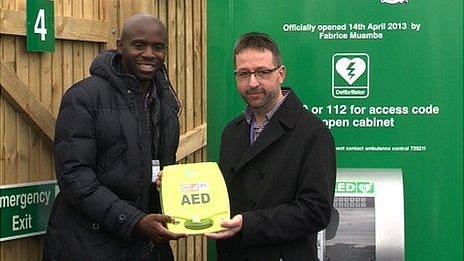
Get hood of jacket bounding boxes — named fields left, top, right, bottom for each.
left=89, top=50, right=181, bottom=116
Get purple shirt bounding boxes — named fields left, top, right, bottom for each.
left=244, top=90, right=289, bottom=145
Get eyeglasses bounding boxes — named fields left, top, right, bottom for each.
left=234, top=65, right=282, bottom=81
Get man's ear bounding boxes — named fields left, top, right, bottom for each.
left=116, top=39, right=123, bottom=54
left=278, top=65, right=286, bottom=84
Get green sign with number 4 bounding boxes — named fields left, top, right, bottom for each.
left=27, top=0, right=55, bottom=52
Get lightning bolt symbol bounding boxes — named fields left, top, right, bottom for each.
left=347, top=62, right=356, bottom=79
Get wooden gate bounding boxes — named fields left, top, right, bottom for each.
left=0, top=0, right=207, bottom=260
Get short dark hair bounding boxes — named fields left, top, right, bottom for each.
left=233, top=32, right=283, bottom=66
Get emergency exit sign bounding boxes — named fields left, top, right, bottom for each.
left=26, top=0, right=55, bottom=52
left=0, top=181, right=58, bottom=241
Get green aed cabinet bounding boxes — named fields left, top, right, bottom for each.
left=207, top=1, right=463, bottom=260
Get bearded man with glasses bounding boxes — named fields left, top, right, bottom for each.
left=206, top=32, right=337, bottom=261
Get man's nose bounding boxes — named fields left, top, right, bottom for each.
left=142, top=47, right=157, bottom=58
left=248, top=73, right=260, bottom=87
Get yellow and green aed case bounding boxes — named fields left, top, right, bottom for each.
left=161, top=162, right=230, bottom=234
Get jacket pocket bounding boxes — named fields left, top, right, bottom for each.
left=98, top=139, right=127, bottom=171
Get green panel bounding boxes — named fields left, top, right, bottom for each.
left=0, top=181, right=58, bottom=241
left=27, top=0, right=55, bottom=52
left=208, top=1, right=463, bottom=260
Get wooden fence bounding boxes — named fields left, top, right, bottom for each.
left=0, top=0, right=208, bottom=260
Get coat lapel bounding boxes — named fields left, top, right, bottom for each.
left=236, top=119, right=285, bottom=171
left=231, top=89, right=302, bottom=173
left=225, top=117, right=250, bottom=177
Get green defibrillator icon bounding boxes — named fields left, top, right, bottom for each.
left=332, top=53, right=370, bottom=99
left=161, top=162, right=230, bottom=234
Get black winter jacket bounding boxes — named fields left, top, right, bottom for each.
left=43, top=51, right=181, bottom=260
left=217, top=89, right=336, bottom=261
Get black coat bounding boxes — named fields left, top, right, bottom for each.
left=217, top=89, right=336, bottom=261
left=43, top=51, right=180, bottom=260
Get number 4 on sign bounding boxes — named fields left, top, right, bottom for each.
left=34, top=9, right=47, bottom=41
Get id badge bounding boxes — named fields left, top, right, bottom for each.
left=151, top=160, right=160, bottom=183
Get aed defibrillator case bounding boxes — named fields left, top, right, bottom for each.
left=161, top=162, right=230, bottom=234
